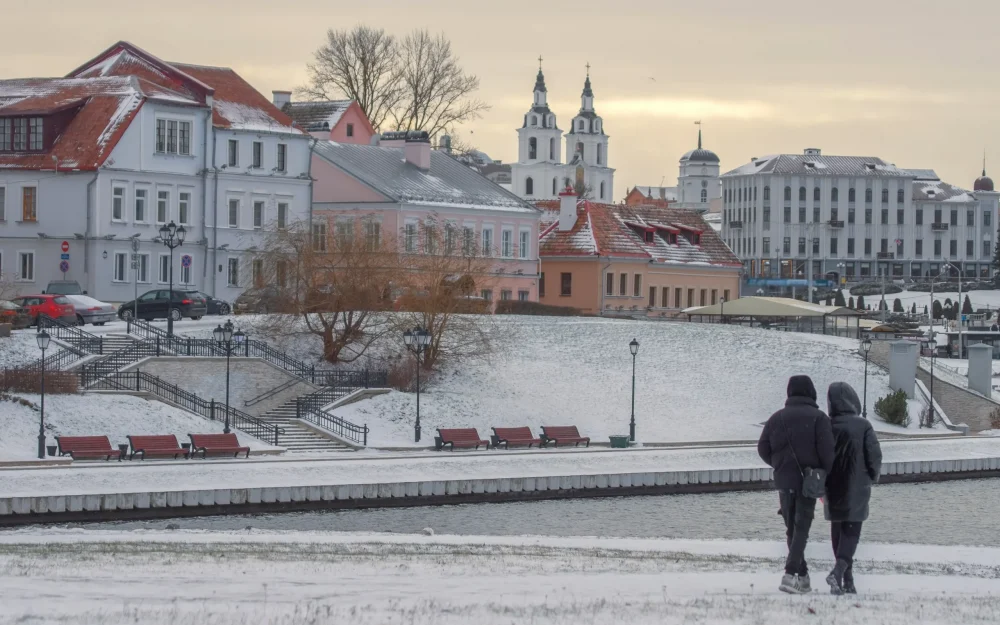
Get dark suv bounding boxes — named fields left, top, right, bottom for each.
left=117, top=289, right=208, bottom=322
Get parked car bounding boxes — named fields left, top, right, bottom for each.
left=10, top=294, right=77, bottom=326
left=233, top=286, right=283, bottom=314
left=193, top=291, right=231, bottom=315
left=63, top=294, right=116, bottom=326
left=0, top=300, right=32, bottom=329
left=117, top=289, right=208, bottom=322
left=44, top=280, right=87, bottom=296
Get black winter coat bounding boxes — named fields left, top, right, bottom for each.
left=824, top=382, right=883, bottom=522
left=758, top=396, right=835, bottom=492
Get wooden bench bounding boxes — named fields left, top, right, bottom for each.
left=540, top=426, right=591, bottom=448
left=189, top=433, right=250, bottom=459
left=127, top=434, right=189, bottom=460
left=435, top=428, right=490, bottom=451
left=56, top=435, right=122, bottom=461
left=491, top=426, right=543, bottom=449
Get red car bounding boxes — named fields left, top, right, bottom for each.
left=11, top=294, right=77, bottom=326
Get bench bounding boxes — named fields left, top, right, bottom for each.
left=127, top=434, right=189, bottom=460
left=56, top=435, right=122, bottom=461
left=189, top=433, right=250, bottom=459
left=436, top=428, right=490, bottom=451
left=491, top=426, right=543, bottom=449
left=540, top=426, right=591, bottom=448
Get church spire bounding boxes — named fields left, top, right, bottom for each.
left=534, top=55, right=547, bottom=93
left=580, top=63, right=594, bottom=112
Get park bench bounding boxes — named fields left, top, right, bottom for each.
left=436, top=428, right=490, bottom=451
left=540, top=426, right=591, bottom=448
left=127, top=434, right=189, bottom=460
left=189, top=433, right=250, bottom=459
left=55, top=435, right=122, bottom=461
left=491, top=426, right=543, bottom=449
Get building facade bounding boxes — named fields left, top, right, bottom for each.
left=277, top=94, right=376, bottom=145
left=627, top=128, right=722, bottom=213
left=720, top=149, right=1000, bottom=282
left=510, top=65, right=615, bottom=202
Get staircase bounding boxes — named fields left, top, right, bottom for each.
left=257, top=398, right=353, bottom=452
left=97, top=333, right=141, bottom=353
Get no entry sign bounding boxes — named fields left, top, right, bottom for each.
left=61, top=240, right=70, bottom=253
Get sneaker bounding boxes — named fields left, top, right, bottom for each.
left=779, top=573, right=811, bottom=594
left=799, top=573, right=812, bottom=593
left=826, top=560, right=848, bottom=595
left=843, top=572, right=857, bottom=595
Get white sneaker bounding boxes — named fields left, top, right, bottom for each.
left=779, top=573, right=811, bottom=594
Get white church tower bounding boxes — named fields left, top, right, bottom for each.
left=676, top=125, right=721, bottom=212
left=565, top=68, right=614, bottom=201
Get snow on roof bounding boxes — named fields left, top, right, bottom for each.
left=912, top=179, right=976, bottom=203
left=685, top=296, right=861, bottom=317
left=283, top=100, right=352, bottom=130
left=723, top=154, right=907, bottom=177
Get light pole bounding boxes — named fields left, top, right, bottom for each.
left=944, top=262, right=962, bottom=357
left=36, top=330, right=51, bottom=459
left=861, top=337, right=872, bottom=419
left=720, top=297, right=726, bottom=324
left=927, top=335, right=937, bottom=428
left=403, top=327, right=432, bottom=443
left=213, top=320, right=245, bottom=434
left=629, top=338, right=639, bottom=442
left=158, top=221, right=186, bottom=337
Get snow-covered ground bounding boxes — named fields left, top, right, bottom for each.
left=0, top=330, right=42, bottom=369
left=1, top=530, right=998, bottom=624
left=0, top=392, right=276, bottom=461
left=889, top=289, right=1000, bottom=312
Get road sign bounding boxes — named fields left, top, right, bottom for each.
left=61, top=241, right=70, bottom=253
left=60, top=253, right=70, bottom=260
left=181, top=254, right=192, bottom=268
left=59, top=260, right=70, bottom=273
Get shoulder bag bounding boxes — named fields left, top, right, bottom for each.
left=781, top=415, right=827, bottom=499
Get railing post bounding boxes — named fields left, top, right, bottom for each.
left=210, top=399, right=215, bottom=421
left=245, top=340, right=250, bottom=358
left=311, top=365, right=316, bottom=384
left=365, top=369, right=370, bottom=389
left=364, top=425, right=368, bottom=447
left=135, top=369, right=140, bottom=392
left=156, top=336, right=160, bottom=357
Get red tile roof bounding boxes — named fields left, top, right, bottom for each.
left=172, top=63, right=300, bottom=133
left=538, top=199, right=741, bottom=267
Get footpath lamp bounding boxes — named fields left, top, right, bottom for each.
left=36, top=330, right=51, bottom=459
left=629, top=338, right=639, bottom=442
left=158, top=220, right=186, bottom=337
left=927, top=335, right=938, bottom=427
left=403, top=327, right=432, bottom=443
left=860, top=336, right=872, bottom=418
left=213, top=320, right=246, bottom=434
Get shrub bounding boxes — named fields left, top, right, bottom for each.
left=385, top=357, right=418, bottom=392
left=857, top=295, right=866, bottom=310
left=893, top=298, right=903, bottom=313
left=850, top=282, right=903, bottom=296
left=848, top=296, right=855, bottom=308
left=0, top=369, right=79, bottom=394
left=874, top=389, right=910, bottom=427
left=834, top=290, right=847, bottom=307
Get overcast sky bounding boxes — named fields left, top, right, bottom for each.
left=6, top=0, right=999, bottom=194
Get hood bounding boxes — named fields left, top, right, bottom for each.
left=827, top=382, right=862, bottom=418
left=787, top=375, right=817, bottom=401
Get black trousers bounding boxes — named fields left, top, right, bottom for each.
left=779, top=490, right=816, bottom=576
left=831, top=521, right=863, bottom=571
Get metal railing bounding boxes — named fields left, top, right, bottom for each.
left=244, top=377, right=300, bottom=407
left=37, top=317, right=104, bottom=354
left=293, top=376, right=377, bottom=446
left=21, top=348, right=86, bottom=373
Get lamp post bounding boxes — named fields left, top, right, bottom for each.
left=720, top=297, right=726, bottom=324
left=403, top=327, right=432, bottom=443
left=158, top=220, right=186, bottom=337
left=861, top=337, right=872, bottom=419
left=36, top=330, right=51, bottom=459
left=927, top=335, right=938, bottom=428
left=629, top=338, right=639, bottom=442
left=213, top=320, right=245, bottom=434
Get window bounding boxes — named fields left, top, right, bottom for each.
left=700, top=189, right=706, bottom=203
left=762, top=237, right=770, bottom=254
left=0, top=119, right=9, bottom=151
left=154, top=119, right=190, bottom=155
left=346, top=123, right=354, bottom=137
left=799, top=187, right=806, bottom=202
left=113, top=252, right=128, bottom=282
left=762, top=207, right=770, bottom=228
left=481, top=227, right=494, bottom=256
left=763, top=186, right=770, bottom=201
left=276, top=261, right=287, bottom=287
left=227, top=199, right=239, bottom=228
left=577, top=120, right=584, bottom=131
left=881, top=188, right=889, bottom=203
left=897, top=208, right=904, bottom=224
left=934, top=239, right=942, bottom=257
left=228, top=139, right=239, bottom=167
left=915, top=240, right=922, bottom=257
left=813, top=206, right=820, bottom=223
left=180, top=262, right=192, bottom=285
left=252, top=259, right=264, bottom=287
left=528, top=137, right=537, bottom=159
left=365, top=220, right=380, bottom=250
left=337, top=220, right=355, bottom=247
left=934, top=208, right=942, bottom=223
left=848, top=207, right=855, bottom=224
left=864, top=238, right=872, bottom=255
left=968, top=210, right=975, bottom=227
left=178, top=192, right=190, bottom=225
left=865, top=188, right=873, bottom=203
left=950, top=240, right=957, bottom=257
left=277, top=144, right=287, bottom=172
left=277, top=203, right=288, bottom=230
left=539, top=273, right=545, bottom=298
left=618, top=273, right=627, bottom=296
left=137, top=254, right=149, bottom=283
left=798, top=206, right=806, bottom=223
left=661, top=287, right=669, bottom=308
left=253, top=201, right=264, bottom=229
left=158, top=255, right=170, bottom=283
left=830, top=237, right=838, bottom=254
left=605, top=272, right=614, bottom=296
left=134, top=189, right=146, bottom=222
left=967, top=240, right=974, bottom=257
left=798, top=237, right=806, bottom=255
left=984, top=240, right=991, bottom=258
left=500, top=290, right=512, bottom=301
left=166, top=120, right=177, bottom=154
left=865, top=208, right=872, bottom=224
left=700, top=289, right=707, bottom=306
left=112, top=186, right=125, bottom=221
left=674, top=287, right=683, bottom=308
left=252, top=141, right=263, bottom=168
left=831, top=188, right=839, bottom=202
left=156, top=190, right=169, bottom=223
left=633, top=274, right=642, bottom=298
left=560, top=272, right=572, bottom=296
left=601, top=182, right=607, bottom=200
left=18, top=251, right=34, bottom=281
left=227, top=258, right=239, bottom=287
left=880, top=238, right=888, bottom=253
left=27, top=117, right=43, bottom=150
left=986, top=211, right=992, bottom=227
left=0, top=187, right=4, bottom=221
left=481, top=289, right=493, bottom=302
left=847, top=238, right=855, bottom=256
left=897, top=239, right=904, bottom=257
left=950, top=209, right=958, bottom=226
left=179, top=122, right=190, bottom=155
left=813, top=187, right=820, bottom=202
left=519, top=229, right=530, bottom=259
left=880, top=209, right=888, bottom=225
left=812, top=238, right=820, bottom=255
left=831, top=207, right=838, bottom=221
left=312, top=223, right=327, bottom=252
left=549, top=138, right=556, bottom=160
left=711, top=289, right=718, bottom=305
left=687, top=288, right=695, bottom=307
left=916, top=209, right=923, bottom=225
left=784, top=207, right=791, bottom=223
left=597, top=144, right=603, bottom=165
left=405, top=222, right=417, bottom=252
left=530, top=116, right=538, bottom=127
left=784, top=186, right=791, bottom=202
left=783, top=237, right=790, bottom=254
left=155, top=119, right=166, bottom=153
left=525, top=177, right=534, bottom=195
left=501, top=229, right=513, bottom=257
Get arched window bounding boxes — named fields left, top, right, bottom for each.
left=784, top=186, right=791, bottom=201
left=831, top=188, right=839, bottom=202
left=763, top=186, right=770, bottom=200
left=549, top=138, right=555, bottom=160
left=576, top=142, right=584, bottom=159
left=881, top=188, right=889, bottom=203
left=552, top=178, right=557, bottom=195
left=597, top=144, right=603, bottom=165
left=578, top=120, right=585, bottom=131
left=701, top=189, right=708, bottom=203
left=548, top=115, right=554, bottom=126
left=799, top=186, right=806, bottom=202
left=849, top=188, right=856, bottom=202
left=897, top=189, right=904, bottom=203
left=528, top=137, right=537, bottom=160
left=813, top=187, right=820, bottom=202
left=530, top=115, right=537, bottom=127
left=865, top=188, right=873, bottom=202
left=525, top=177, right=534, bottom=196
left=753, top=187, right=758, bottom=200
left=600, top=182, right=606, bottom=199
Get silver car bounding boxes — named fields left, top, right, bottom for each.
left=63, top=294, right=116, bottom=326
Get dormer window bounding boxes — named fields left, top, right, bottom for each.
left=644, top=230, right=654, bottom=243
left=154, top=118, right=192, bottom=156
left=0, top=117, right=44, bottom=152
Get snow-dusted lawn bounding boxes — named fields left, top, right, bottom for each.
left=0, top=530, right=998, bottom=624
left=0, top=392, right=276, bottom=461
left=334, top=317, right=926, bottom=446
left=891, top=289, right=1000, bottom=311
left=0, top=329, right=43, bottom=369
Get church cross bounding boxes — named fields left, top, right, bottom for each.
left=585, top=62, right=591, bottom=77
left=538, top=55, right=543, bottom=70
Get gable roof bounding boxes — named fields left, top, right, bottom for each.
left=313, top=141, right=537, bottom=213
left=68, top=41, right=211, bottom=103
left=283, top=100, right=354, bottom=130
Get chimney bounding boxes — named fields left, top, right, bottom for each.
left=439, top=134, right=452, bottom=154
left=558, top=186, right=578, bottom=231
left=804, top=148, right=821, bottom=156
left=272, top=90, right=291, bottom=109
left=403, top=131, right=431, bottom=170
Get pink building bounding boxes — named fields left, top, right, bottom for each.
left=311, top=131, right=542, bottom=302
left=273, top=93, right=375, bottom=145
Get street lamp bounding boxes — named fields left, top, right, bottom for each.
left=927, top=335, right=938, bottom=428
left=213, top=320, right=245, bottom=434
left=35, top=330, right=51, bottom=459
left=158, top=220, right=186, bottom=337
left=720, top=297, right=726, bottom=324
left=861, top=337, right=872, bottom=419
left=944, top=262, right=963, bottom=358
left=403, top=327, right=432, bottom=442
left=629, top=338, right=639, bottom=442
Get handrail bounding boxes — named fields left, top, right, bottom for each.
left=244, top=377, right=300, bottom=407
left=293, top=380, right=373, bottom=446
left=22, top=348, right=85, bottom=373
left=37, top=316, right=104, bottom=354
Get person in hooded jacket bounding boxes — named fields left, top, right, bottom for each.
left=758, top=375, right=835, bottom=594
left=824, top=381, right=883, bottom=595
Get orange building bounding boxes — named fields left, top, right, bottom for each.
left=537, top=189, right=741, bottom=316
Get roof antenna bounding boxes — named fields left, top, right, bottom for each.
left=695, top=120, right=702, bottom=149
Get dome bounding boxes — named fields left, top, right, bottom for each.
left=975, top=171, right=994, bottom=192
left=681, top=148, right=720, bottom=163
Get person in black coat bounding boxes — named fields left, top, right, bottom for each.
left=758, top=375, right=835, bottom=594
left=824, top=381, right=883, bottom=595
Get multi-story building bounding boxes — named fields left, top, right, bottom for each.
left=720, top=149, right=1000, bottom=283
left=0, top=41, right=311, bottom=302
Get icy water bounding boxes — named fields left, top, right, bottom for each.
left=87, top=479, right=1000, bottom=546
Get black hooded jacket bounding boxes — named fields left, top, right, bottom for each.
left=757, top=375, right=835, bottom=492
left=824, top=382, right=883, bottom=522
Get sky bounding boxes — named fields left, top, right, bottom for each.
left=4, top=0, right=999, bottom=195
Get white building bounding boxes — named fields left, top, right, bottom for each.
left=628, top=128, right=722, bottom=213
left=0, top=41, right=311, bottom=303
left=720, top=148, right=1000, bottom=282
left=510, top=65, right=614, bottom=202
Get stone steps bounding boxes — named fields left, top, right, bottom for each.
left=259, top=398, right=354, bottom=453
